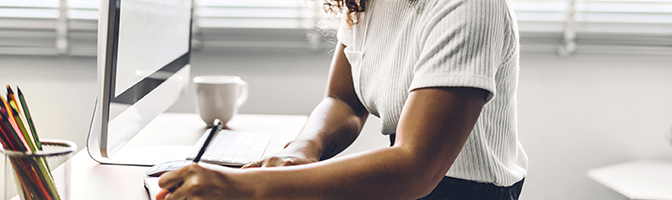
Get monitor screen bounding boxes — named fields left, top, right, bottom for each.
left=114, top=0, right=191, bottom=97
left=87, top=0, right=193, bottom=164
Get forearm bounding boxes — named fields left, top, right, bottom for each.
left=247, top=88, right=486, bottom=200
left=250, top=146, right=439, bottom=200
left=159, top=88, right=485, bottom=200
left=286, top=96, right=368, bottom=160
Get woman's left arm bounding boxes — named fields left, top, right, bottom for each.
left=158, top=87, right=488, bottom=200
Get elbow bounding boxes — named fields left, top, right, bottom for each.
left=392, top=156, right=449, bottom=199
left=407, top=171, right=446, bottom=199
left=397, top=149, right=453, bottom=199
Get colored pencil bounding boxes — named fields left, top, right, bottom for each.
left=0, top=95, right=31, bottom=152
left=1, top=118, right=50, bottom=200
left=12, top=86, right=59, bottom=199
left=1, top=86, right=59, bottom=200
left=0, top=118, right=16, bottom=150
left=0, top=97, right=26, bottom=152
left=17, top=87, right=41, bottom=150
left=7, top=86, right=38, bottom=152
left=0, top=109, right=21, bottom=151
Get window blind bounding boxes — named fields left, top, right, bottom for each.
left=0, top=0, right=60, bottom=55
left=192, top=0, right=330, bottom=51
left=576, top=0, right=672, bottom=34
left=197, top=0, right=316, bottom=29
left=511, top=0, right=672, bottom=55
left=67, top=0, right=98, bottom=56
left=0, top=0, right=670, bottom=56
left=512, top=0, right=567, bottom=32
left=572, top=0, right=672, bottom=55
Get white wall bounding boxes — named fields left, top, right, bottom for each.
left=1, top=51, right=671, bottom=200
left=517, top=53, right=672, bottom=200
left=168, top=50, right=332, bottom=115
left=0, top=55, right=97, bottom=150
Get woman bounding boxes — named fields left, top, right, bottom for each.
left=158, top=0, right=527, bottom=199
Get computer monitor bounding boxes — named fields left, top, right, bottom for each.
left=87, top=0, right=193, bottom=165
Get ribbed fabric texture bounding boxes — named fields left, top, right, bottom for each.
left=337, top=0, right=527, bottom=187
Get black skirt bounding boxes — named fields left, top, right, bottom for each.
left=389, top=134, right=525, bottom=200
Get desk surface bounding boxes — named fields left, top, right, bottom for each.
left=587, top=159, right=672, bottom=200
left=69, top=113, right=306, bottom=200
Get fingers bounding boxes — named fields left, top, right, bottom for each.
left=242, top=155, right=317, bottom=169
left=161, top=164, right=208, bottom=200
left=241, top=161, right=261, bottom=169
left=261, top=156, right=293, bottom=167
left=166, top=177, right=198, bottom=200
left=158, top=171, right=182, bottom=192
left=156, top=189, right=170, bottom=200
left=158, top=164, right=201, bottom=193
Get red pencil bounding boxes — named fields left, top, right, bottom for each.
left=0, top=113, right=19, bottom=151
left=0, top=102, right=25, bottom=152
left=0, top=96, right=30, bottom=152
left=1, top=87, right=56, bottom=199
left=7, top=86, right=37, bottom=151
left=2, top=104, right=49, bottom=199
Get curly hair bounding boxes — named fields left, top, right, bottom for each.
left=322, top=0, right=367, bottom=28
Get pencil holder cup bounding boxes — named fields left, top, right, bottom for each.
left=1, top=139, right=76, bottom=200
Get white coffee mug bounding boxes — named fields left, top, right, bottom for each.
left=193, top=75, right=248, bottom=127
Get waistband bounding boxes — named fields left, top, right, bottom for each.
left=418, top=176, right=525, bottom=200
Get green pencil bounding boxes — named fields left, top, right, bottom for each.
left=17, top=87, right=41, bottom=150
left=6, top=87, right=60, bottom=199
left=7, top=86, right=37, bottom=152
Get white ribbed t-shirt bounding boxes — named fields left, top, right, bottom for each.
left=337, top=0, right=528, bottom=186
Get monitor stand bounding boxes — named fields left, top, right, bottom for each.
left=88, top=113, right=210, bottom=166
left=89, top=145, right=193, bottom=166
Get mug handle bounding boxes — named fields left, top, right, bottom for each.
left=237, top=80, right=248, bottom=107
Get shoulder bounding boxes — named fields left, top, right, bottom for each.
left=417, top=0, right=518, bottom=57
left=423, top=0, right=512, bottom=30
left=337, top=26, right=354, bottom=47
left=429, top=0, right=510, bottom=14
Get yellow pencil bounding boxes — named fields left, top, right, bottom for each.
left=7, top=86, right=37, bottom=152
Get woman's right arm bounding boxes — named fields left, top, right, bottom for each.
left=242, top=42, right=369, bottom=168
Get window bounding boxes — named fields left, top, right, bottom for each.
left=0, top=0, right=61, bottom=55
left=1, top=0, right=671, bottom=56
left=511, top=0, right=672, bottom=55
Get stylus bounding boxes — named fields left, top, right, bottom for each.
left=192, top=119, right=223, bottom=163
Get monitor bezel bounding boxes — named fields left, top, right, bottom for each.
left=87, top=0, right=194, bottom=165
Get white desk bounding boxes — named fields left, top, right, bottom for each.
left=68, top=113, right=306, bottom=200
left=587, top=159, right=672, bottom=200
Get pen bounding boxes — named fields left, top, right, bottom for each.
left=192, top=119, right=223, bottom=163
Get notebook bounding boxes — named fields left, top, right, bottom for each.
left=186, top=129, right=271, bottom=166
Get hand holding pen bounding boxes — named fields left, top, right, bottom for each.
left=156, top=119, right=224, bottom=198
left=193, top=119, right=223, bottom=163
left=145, top=119, right=224, bottom=177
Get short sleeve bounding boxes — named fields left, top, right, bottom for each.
left=337, top=25, right=354, bottom=47
left=410, top=1, right=509, bottom=103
